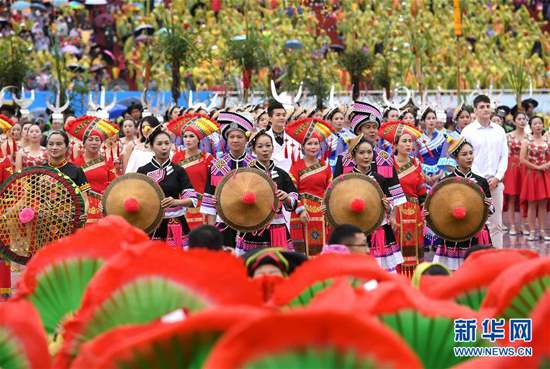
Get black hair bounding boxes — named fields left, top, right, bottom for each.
left=164, top=105, right=179, bottom=122
left=127, top=104, right=142, bottom=115
left=513, top=112, right=528, bottom=123
left=122, top=118, right=138, bottom=128
left=250, top=132, right=273, bottom=149
left=490, top=114, right=502, bottom=123
left=383, top=107, right=399, bottom=119
left=139, top=116, right=161, bottom=143
left=473, top=94, right=491, bottom=108
left=148, top=128, right=171, bottom=145
left=327, top=108, right=344, bottom=121
left=350, top=137, right=374, bottom=157
left=452, top=139, right=473, bottom=158
left=421, top=107, right=436, bottom=121
left=528, top=115, right=543, bottom=128
left=22, top=122, right=34, bottom=130
left=422, top=265, right=451, bottom=276
left=188, top=225, right=223, bottom=251
left=267, top=102, right=285, bottom=117
left=464, top=245, right=494, bottom=260
left=328, top=224, right=364, bottom=246
left=47, top=130, right=70, bottom=147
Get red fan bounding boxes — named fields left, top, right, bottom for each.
left=14, top=216, right=149, bottom=335
left=354, top=281, right=487, bottom=368
left=455, top=290, right=550, bottom=369
left=204, top=310, right=422, bottom=368
left=0, top=300, right=50, bottom=369
left=421, top=249, right=538, bottom=311
left=54, top=246, right=263, bottom=368
left=71, top=306, right=267, bottom=368
left=269, top=253, right=404, bottom=308
left=480, top=257, right=550, bottom=320
left=250, top=274, right=286, bottom=303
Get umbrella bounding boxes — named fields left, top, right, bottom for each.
left=285, top=39, right=303, bottom=49
left=123, top=3, right=144, bottom=11
left=89, top=64, right=106, bottom=73
left=67, top=63, right=85, bottom=73
left=94, top=13, right=114, bottom=28
left=134, top=24, right=154, bottom=36
left=85, top=0, right=107, bottom=4
left=330, top=44, right=346, bottom=53
left=232, top=35, right=246, bottom=42
left=30, top=107, right=47, bottom=119
left=101, top=49, right=116, bottom=64
left=118, top=97, right=141, bottom=107
left=31, top=3, right=47, bottom=11
left=108, top=104, right=127, bottom=119
left=52, top=0, right=69, bottom=7
left=64, top=1, right=84, bottom=9
left=11, top=1, right=31, bottom=11
left=61, top=44, right=82, bottom=54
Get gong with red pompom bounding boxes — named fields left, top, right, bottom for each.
left=102, top=173, right=165, bottom=234
left=323, top=173, right=385, bottom=235
left=215, top=168, right=279, bottom=233
left=425, top=176, right=489, bottom=242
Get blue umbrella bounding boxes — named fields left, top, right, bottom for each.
left=285, top=39, right=303, bottom=50
left=109, top=104, right=128, bottom=119
left=11, top=1, right=30, bottom=11
left=117, top=97, right=141, bottom=107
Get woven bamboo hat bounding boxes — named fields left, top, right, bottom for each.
left=102, top=173, right=165, bottom=234
left=425, top=176, right=489, bottom=242
left=215, top=167, right=279, bottom=233
left=324, top=173, right=385, bottom=235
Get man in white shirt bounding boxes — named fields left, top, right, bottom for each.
left=461, top=95, right=509, bottom=248
left=265, top=102, right=300, bottom=172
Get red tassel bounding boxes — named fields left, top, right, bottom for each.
left=6, top=140, right=12, bottom=156
left=220, top=139, right=226, bottom=154
left=210, top=138, right=216, bottom=157
left=422, top=140, right=434, bottom=158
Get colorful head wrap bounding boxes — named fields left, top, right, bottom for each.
left=0, top=114, right=15, bottom=133
left=166, top=113, right=219, bottom=141
left=218, top=112, right=254, bottom=140
left=64, top=115, right=119, bottom=142
left=284, top=117, right=335, bottom=146
left=350, top=101, right=383, bottom=134
left=242, top=247, right=307, bottom=277
left=377, top=121, right=422, bottom=146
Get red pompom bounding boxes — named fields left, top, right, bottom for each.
left=124, top=198, right=140, bottom=213
left=350, top=198, right=365, bottom=213
left=241, top=191, right=256, bottom=205
left=453, top=206, right=467, bottom=219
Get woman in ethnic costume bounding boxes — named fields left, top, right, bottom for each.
left=45, top=130, right=90, bottom=220
left=285, top=117, right=334, bottom=257
left=0, top=117, right=22, bottom=162
left=519, top=116, right=550, bottom=241
left=324, top=106, right=355, bottom=172
left=419, top=107, right=446, bottom=188
left=124, top=116, right=162, bottom=173
left=200, top=112, right=256, bottom=249
left=378, top=121, right=426, bottom=278
left=333, top=101, right=407, bottom=229
left=167, top=113, right=218, bottom=231
left=137, top=127, right=198, bottom=248
left=504, top=112, right=529, bottom=236
left=67, top=116, right=119, bottom=224
left=432, top=136, right=493, bottom=270
left=346, top=135, right=402, bottom=272
left=15, top=124, right=47, bottom=171
left=437, top=104, right=471, bottom=172
left=235, top=130, right=299, bottom=256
